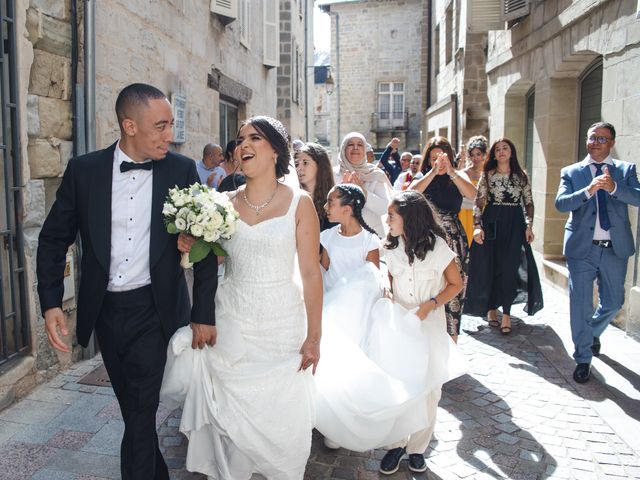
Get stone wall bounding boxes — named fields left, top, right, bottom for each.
left=95, top=0, right=278, bottom=158
left=2, top=0, right=281, bottom=411
left=277, top=0, right=314, bottom=141
left=426, top=0, right=489, bottom=152
left=486, top=0, right=640, bottom=335
left=326, top=0, right=423, bottom=153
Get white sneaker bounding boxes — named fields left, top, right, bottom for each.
left=323, top=437, right=340, bottom=449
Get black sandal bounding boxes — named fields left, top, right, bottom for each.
left=500, top=325, right=512, bottom=335
left=488, top=320, right=500, bottom=328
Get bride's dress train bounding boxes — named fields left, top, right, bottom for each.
left=315, top=263, right=466, bottom=452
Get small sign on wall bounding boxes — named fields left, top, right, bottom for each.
left=172, top=93, right=187, bottom=144
left=63, top=252, right=75, bottom=302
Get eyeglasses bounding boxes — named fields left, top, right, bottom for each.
left=587, top=135, right=611, bottom=144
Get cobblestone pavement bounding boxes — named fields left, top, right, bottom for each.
left=1, top=281, right=640, bottom=479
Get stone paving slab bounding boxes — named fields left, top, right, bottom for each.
left=0, top=281, right=639, bottom=479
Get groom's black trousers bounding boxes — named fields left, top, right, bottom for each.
left=95, top=285, right=170, bottom=480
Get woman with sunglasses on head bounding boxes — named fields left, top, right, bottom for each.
left=464, top=138, right=543, bottom=334
left=409, top=136, right=477, bottom=342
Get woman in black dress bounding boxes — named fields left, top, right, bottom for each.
left=409, top=137, right=477, bottom=342
left=464, top=138, right=543, bottom=334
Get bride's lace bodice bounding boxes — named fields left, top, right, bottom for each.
left=222, top=193, right=299, bottom=286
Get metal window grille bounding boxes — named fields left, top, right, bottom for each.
left=0, top=0, right=29, bottom=365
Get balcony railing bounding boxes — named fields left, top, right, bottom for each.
left=371, top=111, right=409, bottom=132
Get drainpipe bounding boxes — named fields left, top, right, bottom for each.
left=426, top=1, right=432, bottom=109
left=84, top=0, right=96, bottom=153
left=304, top=0, right=309, bottom=140
left=335, top=12, right=340, bottom=149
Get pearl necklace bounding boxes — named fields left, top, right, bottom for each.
left=242, top=183, right=279, bottom=216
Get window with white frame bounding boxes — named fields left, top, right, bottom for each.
left=378, top=82, right=405, bottom=128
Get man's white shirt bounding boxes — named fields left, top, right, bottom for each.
left=583, top=154, right=616, bottom=241
left=108, top=142, right=153, bottom=291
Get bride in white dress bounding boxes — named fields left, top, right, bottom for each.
left=160, top=116, right=322, bottom=480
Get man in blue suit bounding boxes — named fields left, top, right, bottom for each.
left=555, top=122, right=640, bottom=383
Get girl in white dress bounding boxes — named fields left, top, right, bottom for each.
left=379, top=190, right=464, bottom=475
left=320, top=184, right=380, bottom=291
left=315, top=189, right=466, bottom=455
left=161, top=116, right=322, bottom=480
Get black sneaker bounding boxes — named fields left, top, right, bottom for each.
left=591, top=336, right=601, bottom=357
left=408, top=453, right=427, bottom=473
left=379, top=447, right=405, bottom=475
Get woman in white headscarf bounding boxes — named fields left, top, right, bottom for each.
left=335, top=132, right=392, bottom=237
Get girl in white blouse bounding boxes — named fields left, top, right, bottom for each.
left=380, top=190, right=464, bottom=475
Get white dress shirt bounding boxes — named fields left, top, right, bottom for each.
left=107, top=142, right=153, bottom=291
left=583, top=154, right=616, bottom=241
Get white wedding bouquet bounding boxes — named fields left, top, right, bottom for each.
left=163, top=183, right=239, bottom=268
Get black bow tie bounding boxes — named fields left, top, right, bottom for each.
left=120, top=161, right=153, bottom=173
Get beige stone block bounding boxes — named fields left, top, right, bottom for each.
left=38, top=97, right=72, bottom=140
left=27, top=95, right=40, bottom=137
left=628, top=20, right=640, bottom=46
left=621, top=95, right=640, bottom=133
left=59, top=141, right=74, bottom=171
left=31, top=0, right=70, bottom=20
left=601, top=63, right=618, bottom=103
left=28, top=138, right=62, bottom=178
left=23, top=180, right=46, bottom=229
left=26, top=8, right=72, bottom=58
left=29, top=49, right=71, bottom=100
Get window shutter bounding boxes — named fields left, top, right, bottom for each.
left=468, top=0, right=503, bottom=33
left=263, top=0, right=279, bottom=68
left=211, top=0, right=237, bottom=21
left=502, top=0, right=530, bottom=22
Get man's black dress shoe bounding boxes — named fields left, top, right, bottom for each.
left=380, top=447, right=405, bottom=475
left=591, top=337, right=601, bottom=357
left=573, top=363, right=591, bottom=383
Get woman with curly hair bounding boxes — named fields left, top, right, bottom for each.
left=409, top=136, right=477, bottom=342
left=458, top=135, right=488, bottom=244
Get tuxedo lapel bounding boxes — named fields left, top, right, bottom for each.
left=88, top=144, right=116, bottom=274
left=150, top=156, right=172, bottom=269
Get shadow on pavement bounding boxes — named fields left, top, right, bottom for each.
left=435, top=374, right=556, bottom=479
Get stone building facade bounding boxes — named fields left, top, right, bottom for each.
left=2, top=0, right=313, bottom=410
left=425, top=0, right=490, bottom=154
left=485, top=0, right=640, bottom=335
left=277, top=0, right=315, bottom=141
left=319, top=0, right=424, bottom=155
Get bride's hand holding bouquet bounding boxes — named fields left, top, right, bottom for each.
left=163, top=183, right=239, bottom=268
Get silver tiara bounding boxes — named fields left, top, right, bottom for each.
left=253, top=116, right=288, bottom=144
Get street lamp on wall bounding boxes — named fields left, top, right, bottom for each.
left=325, top=70, right=335, bottom=95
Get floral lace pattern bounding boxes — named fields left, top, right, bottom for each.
left=473, top=172, right=534, bottom=226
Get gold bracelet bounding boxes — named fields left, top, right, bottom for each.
left=449, top=173, right=459, bottom=181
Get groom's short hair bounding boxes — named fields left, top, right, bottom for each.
left=115, top=83, right=167, bottom=126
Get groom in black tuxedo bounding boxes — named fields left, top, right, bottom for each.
left=37, top=83, right=218, bottom=479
